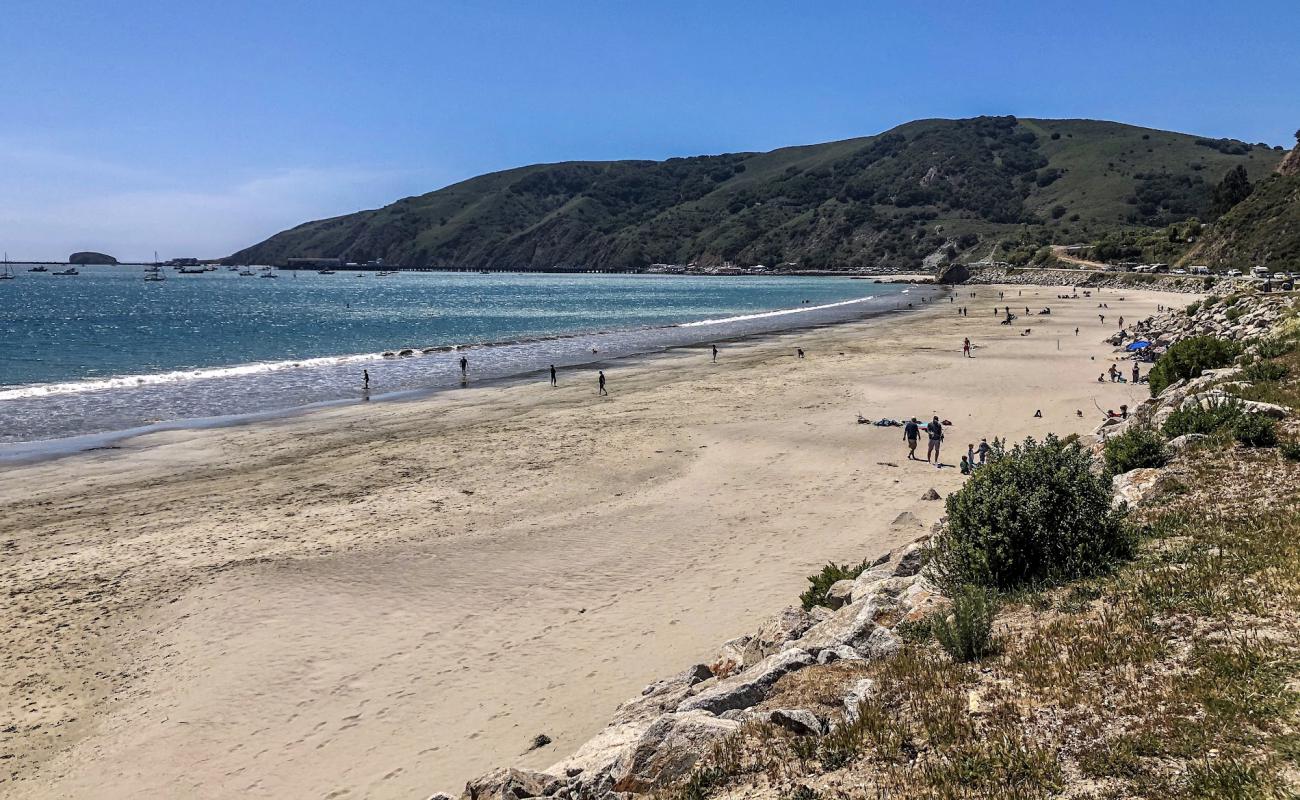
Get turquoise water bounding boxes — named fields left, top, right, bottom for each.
left=0, top=266, right=920, bottom=447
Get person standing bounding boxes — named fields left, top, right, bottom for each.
left=1131, top=362, right=1140, bottom=384
left=597, top=370, right=608, bottom=396
left=926, top=416, right=944, bottom=467
left=712, top=345, right=718, bottom=362
left=962, top=337, right=972, bottom=358
left=549, top=364, right=557, bottom=387
left=977, top=438, right=990, bottom=465
left=459, top=355, right=468, bottom=380
left=904, top=417, right=921, bottom=460
left=363, top=369, right=370, bottom=390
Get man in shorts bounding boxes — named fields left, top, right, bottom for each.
left=903, top=417, right=921, bottom=460
left=926, top=416, right=944, bottom=467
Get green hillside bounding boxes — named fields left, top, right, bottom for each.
left=228, top=116, right=1284, bottom=271
left=1187, top=145, right=1300, bottom=269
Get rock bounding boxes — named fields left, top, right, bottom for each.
left=462, top=767, right=561, bottom=799
left=767, top=708, right=825, bottom=736
left=841, top=678, right=877, bottom=724
left=529, top=733, right=553, bottom=751
left=709, top=636, right=750, bottom=679
left=429, top=794, right=455, bottom=800
left=677, top=649, right=814, bottom=714
left=1167, top=433, right=1208, bottom=451
left=1112, top=467, right=1179, bottom=507
left=548, top=664, right=711, bottom=783
left=790, top=600, right=903, bottom=659
left=921, top=488, right=942, bottom=501
left=890, top=511, right=922, bottom=528
left=611, top=711, right=740, bottom=792
left=816, top=644, right=864, bottom=665
left=825, top=579, right=855, bottom=609
left=742, top=607, right=814, bottom=664
left=68, top=251, right=117, bottom=264
left=1240, top=399, right=1289, bottom=419
left=399, top=348, right=416, bottom=357
left=890, top=542, right=925, bottom=577
left=807, top=605, right=834, bottom=624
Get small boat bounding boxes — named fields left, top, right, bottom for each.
left=239, top=269, right=256, bottom=277
left=53, top=267, right=79, bottom=276
left=28, top=265, right=48, bottom=272
left=258, top=268, right=277, bottom=278
left=144, top=270, right=165, bottom=282
left=0, top=254, right=14, bottom=280
left=317, top=269, right=336, bottom=275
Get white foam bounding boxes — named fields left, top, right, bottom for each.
left=0, top=352, right=389, bottom=401
left=677, top=295, right=876, bottom=327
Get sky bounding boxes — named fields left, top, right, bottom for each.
left=2, top=0, right=1297, bottom=261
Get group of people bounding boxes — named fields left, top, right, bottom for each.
left=903, top=415, right=992, bottom=474
left=1099, top=362, right=1143, bottom=384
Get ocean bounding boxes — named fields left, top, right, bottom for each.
left=0, top=266, right=923, bottom=453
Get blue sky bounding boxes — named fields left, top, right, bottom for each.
left=2, top=0, right=1297, bottom=261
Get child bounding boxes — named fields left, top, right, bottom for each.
left=960, top=455, right=971, bottom=475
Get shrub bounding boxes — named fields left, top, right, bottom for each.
left=1103, top=425, right=1169, bottom=477
left=1233, top=414, right=1278, bottom=448
left=1162, top=397, right=1243, bottom=438
left=800, top=559, right=870, bottom=610
left=932, top=585, right=999, bottom=662
left=1185, top=300, right=1202, bottom=315
left=1242, top=361, right=1290, bottom=382
left=1281, top=441, right=1300, bottom=462
left=927, top=436, right=1131, bottom=593
left=1148, top=336, right=1241, bottom=396
left=1255, top=337, right=1295, bottom=360
left=1225, top=307, right=1244, bottom=323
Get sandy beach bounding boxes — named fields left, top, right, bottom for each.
left=0, top=284, right=1176, bottom=799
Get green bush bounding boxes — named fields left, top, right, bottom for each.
left=1281, top=441, right=1300, bottom=461
left=1162, top=397, right=1243, bottom=438
left=800, top=559, right=870, bottom=610
left=932, top=585, right=999, bottom=662
left=1255, top=337, right=1296, bottom=360
left=1148, top=336, right=1241, bottom=396
left=1225, top=307, right=1244, bottom=323
left=1242, top=361, right=1289, bottom=382
left=927, top=436, right=1131, bottom=593
left=1185, top=300, right=1202, bottom=315
left=1103, top=426, right=1169, bottom=478
left=1233, top=414, right=1278, bottom=448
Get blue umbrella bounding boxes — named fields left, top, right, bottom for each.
left=1126, top=341, right=1151, bottom=351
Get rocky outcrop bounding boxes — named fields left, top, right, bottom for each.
left=678, top=648, right=815, bottom=714
left=67, top=251, right=117, bottom=264
left=962, top=265, right=1249, bottom=294
left=610, top=711, right=739, bottom=792
left=462, top=767, right=563, bottom=800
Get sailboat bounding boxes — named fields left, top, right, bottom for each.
left=145, top=252, right=165, bottom=281
left=0, top=253, right=15, bottom=280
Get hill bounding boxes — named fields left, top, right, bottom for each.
left=1186, top=140, right=1300, bottom=269
left=68, top=251, right=118, bottom=264
left=228, top=117, right=1284, bottom=272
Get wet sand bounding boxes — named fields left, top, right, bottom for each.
left=0, top=284, right=1173, bottom=798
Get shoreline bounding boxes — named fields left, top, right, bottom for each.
left=0, top=287, right=940, bottom=464
left=0, top=284, right=1182, bottom=798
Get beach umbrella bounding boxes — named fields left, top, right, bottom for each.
left=1126, top=341, right=1151, bottom=351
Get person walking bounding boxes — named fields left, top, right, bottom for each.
left=549, top=364, right=557, bottom=387
left=597, top=370, right=608, bottom=396
left=962, top=337, right=972, bottom=358
left=904, top=417, right=921, bottom=460
left=977, top=438, right=990, bottom=465
left=459, top=355, right=468, bottom=380
left=926, top=416, right=944, bottom=467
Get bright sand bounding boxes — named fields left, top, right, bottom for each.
left=0, top=285, right=1174, bottom=799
